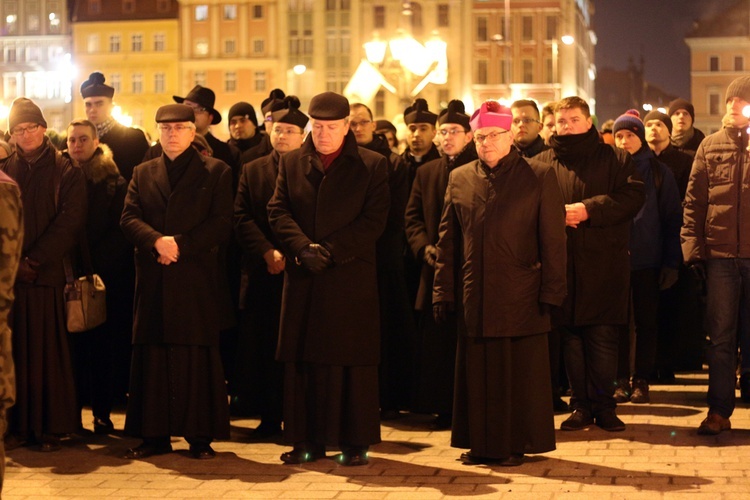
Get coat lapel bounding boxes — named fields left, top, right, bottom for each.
left=152, top=156, right=171, bottom=200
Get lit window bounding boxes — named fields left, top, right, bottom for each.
left=132, top=34, right=143, bottom=52
left=254, top=71, right=266, bottom=92
left=110, top=35, right=121, bottom=53
left=194, top=71, right=206, bottom=87
left=111, top=74, right=121, bottom=93
left=195, top=40, right=209, bottom=56
left=224, top=5, right=237, bottom=20
left=225, top=71, right=237, bottom=92
left=87, top=34, right=100, bottom=53
left=28, top=14, right=40, bottom=32
left=154, top=33, right=166, bottom=51
left=154, top=73, right=165, bottom=93
left=132, top=73, right=143, bottom=94
left=195, top=5, right=208, bottom=21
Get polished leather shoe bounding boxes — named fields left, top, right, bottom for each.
left=189, top=443, right=216, bottom=459
left=697, top=412, right=731, bottom=435
left=337, top=449, right=369, bottom=466
left=125, top=441, right=172, bottom=459
left=280, top=446, right=326, bottom=464
left=498, top=454, right=524, bottom=467
left=596, top=411, right=626, bottom=432
left=460, top=452, right=492, bottom=464
left=93, top=417, right=115, bottom=435
left=39, top=435, right=61, bottom=452
left=560, top=409, right=594, bottom=431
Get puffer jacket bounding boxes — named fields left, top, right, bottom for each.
left=682, top=125, right=750, bottom=263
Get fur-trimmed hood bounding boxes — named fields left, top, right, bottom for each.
left=65, top=143, right=121, bottom=184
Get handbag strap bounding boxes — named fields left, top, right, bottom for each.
left=57, top=157, right=94, bottom=284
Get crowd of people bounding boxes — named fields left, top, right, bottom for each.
left=1, top=70, right=750, bottom=487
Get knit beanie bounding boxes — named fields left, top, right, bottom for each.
left=437, top=100, right=471, bottom=131
left=725, top=76, right=750, bottom=103
left=469, top=101, right=512, bottom=131
left=404, top=98, right=438, bottom=125
left=612, top=109, right=645, bottom=144
left=643, top=110, right=672, bottom=134
left=668, top=98, right=695, bottom=122
left=8, top=97, right=47, bottom=130
left=228, top=102, right=258, bottom=126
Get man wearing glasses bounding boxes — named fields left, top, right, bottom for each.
left=405, top=99, right=476, bottom=430
left=510, top=99, right=549, bottom=158
left=80, top=72, right=150, bottom=182
left=233, top=95, right=308, bottom=439
left=432, top=100, right=566, bottom=466
left=121, top=104, right=233, bottom=460
left=1, top=98, right=87, bottom=452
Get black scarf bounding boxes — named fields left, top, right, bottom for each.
left=549, top=125, right=601, bottom=163
left=164, top=147, right=196, bottom=189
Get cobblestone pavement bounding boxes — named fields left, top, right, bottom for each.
left=5, top=371, right=750, bottom=499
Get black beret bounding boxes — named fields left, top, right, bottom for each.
left=81, top=72, right=115, bottom=99
left=308, top=91, right=350, bottom=120
left=404, top=98, right=437, bottom=125
left=643, top=110, right=672, bottom=134
left=668, top=98, right=695, bottom=121
left=437, top=99, right=470, bottom=130
left=272, top=96, right=309, bottom=129
left=156, top=104, right=195, bottom=123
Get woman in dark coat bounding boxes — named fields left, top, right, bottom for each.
left=1, top=98, right=87, bottom=451
left=120, top=104, right=233, bottom=460
left=433, top=102, right=567, bottom=466
left=267, top=92, right=389, bottom=466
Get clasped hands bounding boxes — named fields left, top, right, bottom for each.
left=154, top=236, right=180, bottom=265
left=565, top=202, right=588, bottom=228
left=297, top=243, right=332, bottom=274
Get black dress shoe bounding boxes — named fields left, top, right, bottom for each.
left=280, top=446, right=326, bottom=464
left=498, top=454, right=524, bottom=467
left=595, top=411, right=626, bottom=432
left=189, top=443, right=216, bottom=459
left=93, top=417, right=115, bottom=435
left=337, top=447, right=369, bottom=466
left=552, top=397, right=570, bottom=413
left=125, top=441, right=173, bottom=459
left=560, top=409, right=594, bottom=431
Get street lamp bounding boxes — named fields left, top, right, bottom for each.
left=344, top=30, right=447, bottom=107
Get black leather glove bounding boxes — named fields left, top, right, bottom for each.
left=423, top=245, right=437, bottom=267
left=433, top=301, right=454, bottom=324
left=298, top=244, right=332, bottom=274
left=689, top=260, right=707, bottom=282
left=16, top=258, right=39, bottom=284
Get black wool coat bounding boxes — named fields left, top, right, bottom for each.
left=120, top=149, right=234, bottom=346
left=536, top=127, right=645, bottom=327
left=267, top=131, right=390, bottom=366
left=404, top=144, right=477, bottom=311
left=99, top=122, right=150, bottom=182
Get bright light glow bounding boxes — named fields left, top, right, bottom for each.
left=344, top=60, right=396, bottom=104
left=561, top=35, right=575, bottom=46
left=391, top=37, right=432, bottom=76
left=743, top=105, right=750, bottom=118
left=657, top=107, right=667, bottom=114
left=0, top=105, right=9, bottom=122
left=643, top=103, right=653, bottom=112
left=293, top=64, right=306, bottom=75
left=49, top=13, right=56, bottom=21
left=425, top=35, right=447, bottom=85
left=112, top=105, right=133, bottom=127
left=364, top=38, right=387, bottom=65
left=6, top=15, right=16, bottom=23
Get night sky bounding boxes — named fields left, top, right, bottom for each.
left=594, top=0, right=741, bottom=99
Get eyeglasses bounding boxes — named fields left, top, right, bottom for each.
left=512, top=118, right=540, bottom=126
left=158, top=124, right=193, bottom=133
left=11, top=124, right=41, bottom=136
left=438, top=129, right=466, bottom=137
left=349, top=120, right=372, bottom=129
left=187, top=105, right=208, bottom=114
left=474, top=131, right=508, bottom=143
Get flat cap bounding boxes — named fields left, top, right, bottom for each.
left=308, top=91, right=350, bottom=120
left=156, top=104, right=195, bottom=123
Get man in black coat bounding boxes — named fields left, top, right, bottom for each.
left=668, top=98, right=706, bottom=158
left=120, top=104, right=233, bottom=460
left=227, top=101, right=265, bottom=154
left=405, top=99, right=476, bottom=428
left=536, top=96, right=644, bottom=433
left=233, top=96, right=308, bottom=438
left=80, top=72, right=149, bottom=182
left=268, top=92, right=389, bottom=466
left=349, top=102, right=413, bottom=420
left=511, top=99, right=550, bottom=158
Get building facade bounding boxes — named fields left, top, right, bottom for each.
left=685, top=0, right=750, bottom=135
left=0, top=0, right=73, bottom=132
left=71, top=0, right=179, bottom=132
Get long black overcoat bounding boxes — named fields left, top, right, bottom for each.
left=267, top=132, right=389, bottom=366
left=120, top=150, right=233, bottom=346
